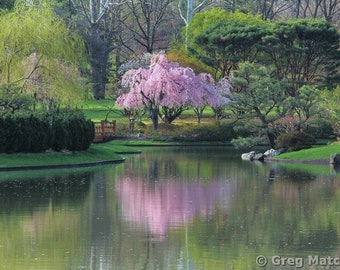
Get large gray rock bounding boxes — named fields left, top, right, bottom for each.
left=241, top=151, right=265, bottom=161
left=252, top=153, right=265, bottom=161
left=264, top=149, right=280, bottom=157
left=330, top=153, right=340, bottom=165
left=241, top=151, right=256, bottom=160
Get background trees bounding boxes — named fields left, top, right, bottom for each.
left=187, top=9, right=339, bottom=89
left=121, top=0, right=174, bottom=53
left=1, top=0, right=338, bottom=147
left=178, top=0, right=208, bottom=48
left=58, top=0, right=339, bottom=102
left=65, top=0, right=122, bottom=100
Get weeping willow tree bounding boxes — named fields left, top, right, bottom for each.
left=0, top=0, right=86, bottom=112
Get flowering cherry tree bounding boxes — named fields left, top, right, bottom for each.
left=116, top=53, right=229, bottom=130
left=191, top=73, right=231, bottom=123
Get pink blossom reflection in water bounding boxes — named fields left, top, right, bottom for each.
left=116, top=177, right=236, bottom=240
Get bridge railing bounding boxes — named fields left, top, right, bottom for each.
left=93, top=120, right=116, bottom=143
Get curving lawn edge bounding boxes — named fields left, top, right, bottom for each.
left=0, top=141, right=141, bottom=171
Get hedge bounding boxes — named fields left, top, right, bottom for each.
left=0, top=110, right=94, bottom=153
left=275, top=131, right=316, bottom=151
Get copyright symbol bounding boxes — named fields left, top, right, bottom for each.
left=256, top=255, right=268, bottom=267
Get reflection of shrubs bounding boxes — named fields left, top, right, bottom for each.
left=276, top=131, right=316, bottom=151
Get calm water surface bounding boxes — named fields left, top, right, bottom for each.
left=0, top=147, right=339, bottom=270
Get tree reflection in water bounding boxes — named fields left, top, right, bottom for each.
left=116, top=177, right=236, bottom=240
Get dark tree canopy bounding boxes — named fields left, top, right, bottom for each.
left=189, top=11, right=339, bottom=92
left=262, top=19, right=340, bottom=95
left=193, top=11, right=268, bottom=79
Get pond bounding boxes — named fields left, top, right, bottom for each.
left=0, top=146, right=339, bottom=270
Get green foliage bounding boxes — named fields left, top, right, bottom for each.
left=187, top=10, right=268, bottom=78
left=143, top=121, right=238, bottom=142
left=0, top=0, right=86, bottom=108
left=262, top=19, right=340, bottom=93
left=229, top=62, right=284, bottom=147
left=166, top=48, right=214, bottom=75
left=0, top=113, right=50, bottom=153
left=285, top=85, right=321, bottom=120
left=305, top=119, right=334, bottom=139
left=0, top=0, right=15, bottom=10
left=186, top=8, right=229, bottom=46
left=49, top=110, right=94, bottom=151
left=320, top=86, right=340, bottom=136
left=0, top=83, right=33, bottom=112
left=186, top=12, right=339, bottom=90
left=276, top=131, right=316, bottom=151
left=0, top=110, right=94, bottom=153
left=231, top=136, right=267, bottom=149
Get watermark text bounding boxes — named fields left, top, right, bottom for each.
left=256, top=255, right=340, bottom=268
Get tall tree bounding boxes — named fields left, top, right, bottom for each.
left=292, top=0, right=340, bottom=25
left=229, top=62, right=285, bottom=148
left=0, top=0, right=85, bottom=110
left=67, top=0, right=122, bottom=99
left=178, top=0, right=208, bottom=49
left=121, top=0, right=174, bottom=53
left=254, top=0, right=293, bottom=20
left=262, top=19, right=340, bottom=96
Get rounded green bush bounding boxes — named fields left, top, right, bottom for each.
left=276, top=131, right=316, bottom=151
left=0, top=110, right=94, bottom=153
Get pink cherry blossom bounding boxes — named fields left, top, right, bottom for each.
left=116, top=53, right=230, bottom=129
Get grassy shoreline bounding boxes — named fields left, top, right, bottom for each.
left=0, top=141, right=139, bottom=170
left=1, top=138, right=339, bottom=170
left=273, top=142, right=340, bottom=161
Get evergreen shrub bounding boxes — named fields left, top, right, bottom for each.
left=276, top=131, right=316, bottom=151
left=0, top=110, right=94, bottom=153
left=305, top=119, right=334, bottom=139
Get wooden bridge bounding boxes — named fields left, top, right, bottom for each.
left=93, top=120, right=116, bottom=143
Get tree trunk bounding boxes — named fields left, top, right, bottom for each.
left=149, top=106, right=159, bottom=131
left=86, top=28, right=111, bottom=100
left=266, top=131, right=276, bottom=149
left=161, top=106, right=184, bottom=124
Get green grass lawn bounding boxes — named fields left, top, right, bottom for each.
left=276, top=142, right=340, bottom=160
left=0, top=141, right=139, bottom=169
left=81, top=98, right=125, bottom=122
